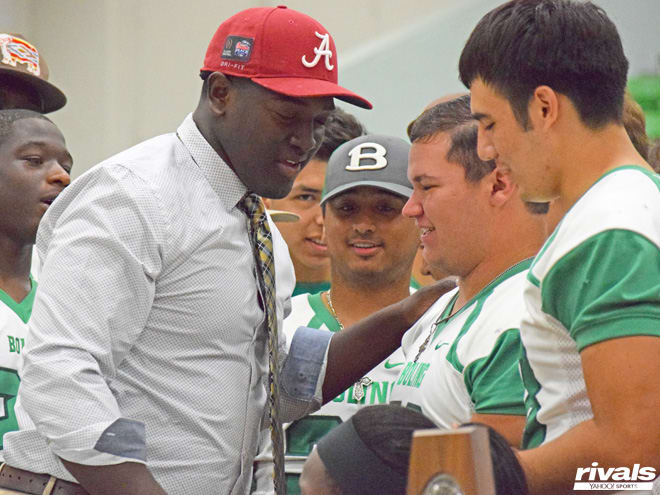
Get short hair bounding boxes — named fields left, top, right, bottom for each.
left=407, top=94, right=495, bottom=182
left=462, top=423, right=529, bottom=495
left=0, top=109, right=51, bottom=146
left=459, top=0, right=629, bottom=130
left=648, top=139, right=660, bottom=174
left=623, top=91, right=649, bottom=160
left=314, top=108, right=366, bottom=162
left=350, top=405, right=436, bottom=492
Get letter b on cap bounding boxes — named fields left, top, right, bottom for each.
left=346, top=142, right=388, bottom=171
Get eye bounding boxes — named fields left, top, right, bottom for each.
left=295, top=193, right=316, bottom=202
left=24, top=155, right=43, bottom=166
left=484, top=122, right=495, bottom=131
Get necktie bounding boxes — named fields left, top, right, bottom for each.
left=237, top=193, right=286, bottom=494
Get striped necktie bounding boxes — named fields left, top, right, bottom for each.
left=237, top=192, right=286, bottom=494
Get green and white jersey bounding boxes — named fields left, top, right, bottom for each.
left=0, top=277, right=35, bottom=458
left=252, top=291, right=406, bottom=495
left=389, top=261, right=529, bottom=430
left=520, top=166, right=660, bottom=450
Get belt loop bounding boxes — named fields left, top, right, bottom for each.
left=42, top=476, right=56, bottom=495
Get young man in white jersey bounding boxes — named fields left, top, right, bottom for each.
left=0, top=109, right=71, bottom=455
left=392, top=94, right=546, bottom=448
left=253, top=133, right=443, bottom=494
left=460, top=0, right=660, bottom=492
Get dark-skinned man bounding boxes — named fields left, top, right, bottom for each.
left=0, top=7, right=445, bottom=495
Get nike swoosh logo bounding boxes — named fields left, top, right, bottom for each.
left=384, top=360, right=405, bottom=369
left=435, top=342, right=449, bottom=350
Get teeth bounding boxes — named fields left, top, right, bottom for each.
left=354, top=243, right=376, bottom=248
left=286, top=160, right=297, bottom=165
left=421, top=227, right=435, bottom=235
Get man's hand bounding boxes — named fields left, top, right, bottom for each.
left=397, top=277, right=457, bottom=327
left=60, top=459, right=168, bottom=495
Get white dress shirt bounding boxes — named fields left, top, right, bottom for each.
left=4, top=114, right=331, bottom=495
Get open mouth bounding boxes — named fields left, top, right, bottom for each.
left=349, top=240, right=383, bottom=256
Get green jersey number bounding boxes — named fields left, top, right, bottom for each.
left=0, top=367, right=20, bottom=449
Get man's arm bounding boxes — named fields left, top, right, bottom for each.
left=470, top=414, right=525, bottom=448
left=322, top=278, right=457, bottom=401
left=60, top=461, right=167, bottom=495
left=519, top=336, right=660, bottom=494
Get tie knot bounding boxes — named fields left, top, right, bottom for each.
left=238, top=192, right=266, bottom=220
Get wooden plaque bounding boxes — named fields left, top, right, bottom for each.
left=407, top=425, right=496, bottom=495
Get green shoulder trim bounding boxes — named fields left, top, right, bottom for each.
left=0, top=276, right=37, bottom=324
left=542, top=229, right=660, bottom=351
left=306, top=292, right=342, bottom=333
left=463, top=328, right=526, bottom=416
left=530, top=165, right=658, bottom=279
left=410, top=276, right=422, bottom=290
left=292, top=281, right=331, bottom=297
left=446, top=258, right=532, bottom=372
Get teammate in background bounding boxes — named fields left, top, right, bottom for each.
left=460, top=0, right=660, bottom=492
left=264, top=108, right=365, bottom=296
left=0, top=109, right=71, bottom=456
left=391, top=95, right=547, bottom=447
left=0, top=33, right=66, bottom=113
left=253, top=134, right=431, bottom=494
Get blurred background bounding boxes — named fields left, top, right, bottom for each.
left=3, top=0, right=659, bottom=178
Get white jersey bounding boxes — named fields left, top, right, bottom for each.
left=0, top=278, right=35, bottom=457
left=252, top=291, right=406, bottom=495
left=389, top=261, right=529, bottom=430
left=520, top=166, right=660, bottom=452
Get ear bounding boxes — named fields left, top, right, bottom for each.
left=205, top=72, right=233, bottom=117
left=529, top=85, right=559, bottom=131
left=487, top=168, right=517, bottom=207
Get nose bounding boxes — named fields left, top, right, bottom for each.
left=402, top=192, right=423, bottom=219
left=290, top=120, right=320, bottom=157
left=313, top=204, right=324, bottom=226
left=353, top=210, right=376, bottom=234
left=477, top=126, right=497, bottom=162
left=48, top=160, right=71, bottom=187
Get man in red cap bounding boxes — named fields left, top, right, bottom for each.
left=0, top=7, right=443, bottom=495
left=0, top=33, right=66, bottom=112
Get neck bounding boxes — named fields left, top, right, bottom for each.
left=327, top=271, right=412, bottom=328
left=293, top=259, right=330, bottom=285
left=554, top=122, right=650, bottom=217
left=0, top=236, right=33, bottom=301
left=454, top=203, right=545, bottom=313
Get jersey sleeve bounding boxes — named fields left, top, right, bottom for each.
left=541, top=229, right=660, bottom=351
left=463, top=329, right=526, bottom=415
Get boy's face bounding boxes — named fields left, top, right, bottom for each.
left=470, top=78, right=557, bottom=202
left=0, top=117, right=72, bottom=243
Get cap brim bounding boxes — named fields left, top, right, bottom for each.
left=0, top=67, right=66, bottom=113
left=252, top=76, right=372, bottom=109
left=267, top=209, right=300, bottom=222
left=321, top=181, right=413, bottom=204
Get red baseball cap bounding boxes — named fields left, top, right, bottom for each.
left=201, top=6, right=372, bottom=109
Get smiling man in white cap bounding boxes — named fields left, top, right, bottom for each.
left=0, top=7, right=444, bottom=495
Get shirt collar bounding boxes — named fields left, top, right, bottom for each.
left=176, top=113, right=247, bottom=210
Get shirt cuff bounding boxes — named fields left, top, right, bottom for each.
left=279, top=326, right=331, bottom=420
left=50, top=418, right=147, bottom=466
